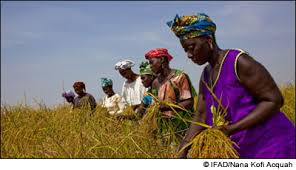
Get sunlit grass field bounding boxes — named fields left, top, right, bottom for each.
left=1, top=84, right=295, bottom=158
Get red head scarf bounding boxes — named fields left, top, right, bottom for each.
left=145, top=48, right=173, bottom=62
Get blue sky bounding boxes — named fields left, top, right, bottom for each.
left=1, top=1, right=295, bottom=107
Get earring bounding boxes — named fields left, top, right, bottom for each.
left=209, top=43, right=213, bottom=50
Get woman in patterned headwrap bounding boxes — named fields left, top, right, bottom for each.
left=136, top=61, right=157, bottom=116
left=101, top=78, right=126, bottom=116
left=72, top=81, right=97, bottom=112
left=167, top=13, right=295, bottom=158
left=139, top=61, right=156, bottom=105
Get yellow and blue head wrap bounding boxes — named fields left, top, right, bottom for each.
left=167, top=13, right=216, bottom=40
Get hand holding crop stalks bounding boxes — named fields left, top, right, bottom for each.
left=176, top=123, right=206, bottom=158
left=159, top=103, right=171, bottom=112
left=159, top=104, right=175, bottom=118
left=212, top=124, right=233, bottom=136
left=177, top=140, right=191, bottom=158
left=176, top=80, right=239, bottom=158
left=162, top=111, right=174, bottom=118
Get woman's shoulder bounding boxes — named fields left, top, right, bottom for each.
left=85, top=93, right=95, bottom=98
left=113, top=93, right=122, bottom=98
left=171, top=69, right=191, bottom=82
left=230, top=48, right=248, bottom=54
left=226, top=48, right=251, bottom=62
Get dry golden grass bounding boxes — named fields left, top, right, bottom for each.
left=1, top=105, right=175, bottom=158
left=1, top=84, right=294, bottom=158
left=140, top=103, right=160, bottom=134
left=280, top=83, right=295, bottom=124
left=187, top=128, right=239, bottom=158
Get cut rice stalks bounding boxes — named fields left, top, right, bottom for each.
left=140, top=93, right=190, bottom=146
left=140, top=103, right=160, bottom=134
left=176, top=80, right=239, bottom=158
left=140, top=87, right=239, bottom=158
left=186, top=128, right=238, bottom=158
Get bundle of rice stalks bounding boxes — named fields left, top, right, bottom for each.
left=140, top=93, right=191, bottom=146
left=115, top=106, right=139, bottom=121
left=186, top=128, right=238, bottom=158
left=156, top=115, right=180, bottom=146
left=123, top=106, right=135, bottom=116
left=140, top=103, right=160, bottom=134
left=139, top=95, right=178, bottom=145
left=178, top=80, right=239, bottom=158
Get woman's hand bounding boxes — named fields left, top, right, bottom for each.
left=177, top=150, right=188, bottom=158
left=162, top=111, right=174, bottom=118
left=159, top=103, right=171, bottom=112
left=176, top=140, right=190, bottom=158
left=213, top=124, right=235, bottom=136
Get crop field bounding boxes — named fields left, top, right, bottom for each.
left=1, top=84, right=295, bottom=158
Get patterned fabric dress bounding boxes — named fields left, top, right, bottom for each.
left=157, top=69, right=197, bottom=142
left=203, top=49, right=295, bottom=158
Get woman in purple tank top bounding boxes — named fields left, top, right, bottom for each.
left=167, top=13, right=295, bottom=158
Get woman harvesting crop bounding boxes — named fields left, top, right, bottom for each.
left=167, top=13, right=295, bottom=158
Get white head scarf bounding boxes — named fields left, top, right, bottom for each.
left=115, top=59, right=135, bottom=70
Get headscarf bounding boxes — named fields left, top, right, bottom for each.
left=100, top=78, right=113, bottom=87
left=115, top=59, right=135, bottom=70
left=144, top=48, right=173, bottom=62
left=62, top=90, right=75, bottom=98
left=73, top=81, right=86, bottom=90
left=139, top=61, right=155, bottom=76
left=167, top=13, right=216, bottom=40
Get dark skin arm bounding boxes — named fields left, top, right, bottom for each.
left=177, top=76, right=207, bottom=158
left=135, top=103, right=147, bottom=116
left=132, top=104, right=141, bottom=111
left=216, top=53, right=284, bottom=135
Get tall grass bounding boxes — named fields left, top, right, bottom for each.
left=1, top=105, right=175, bottom=158
left=280, top=83, right=295, bottom=124
left=1, top=84, right=294, bottom=158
